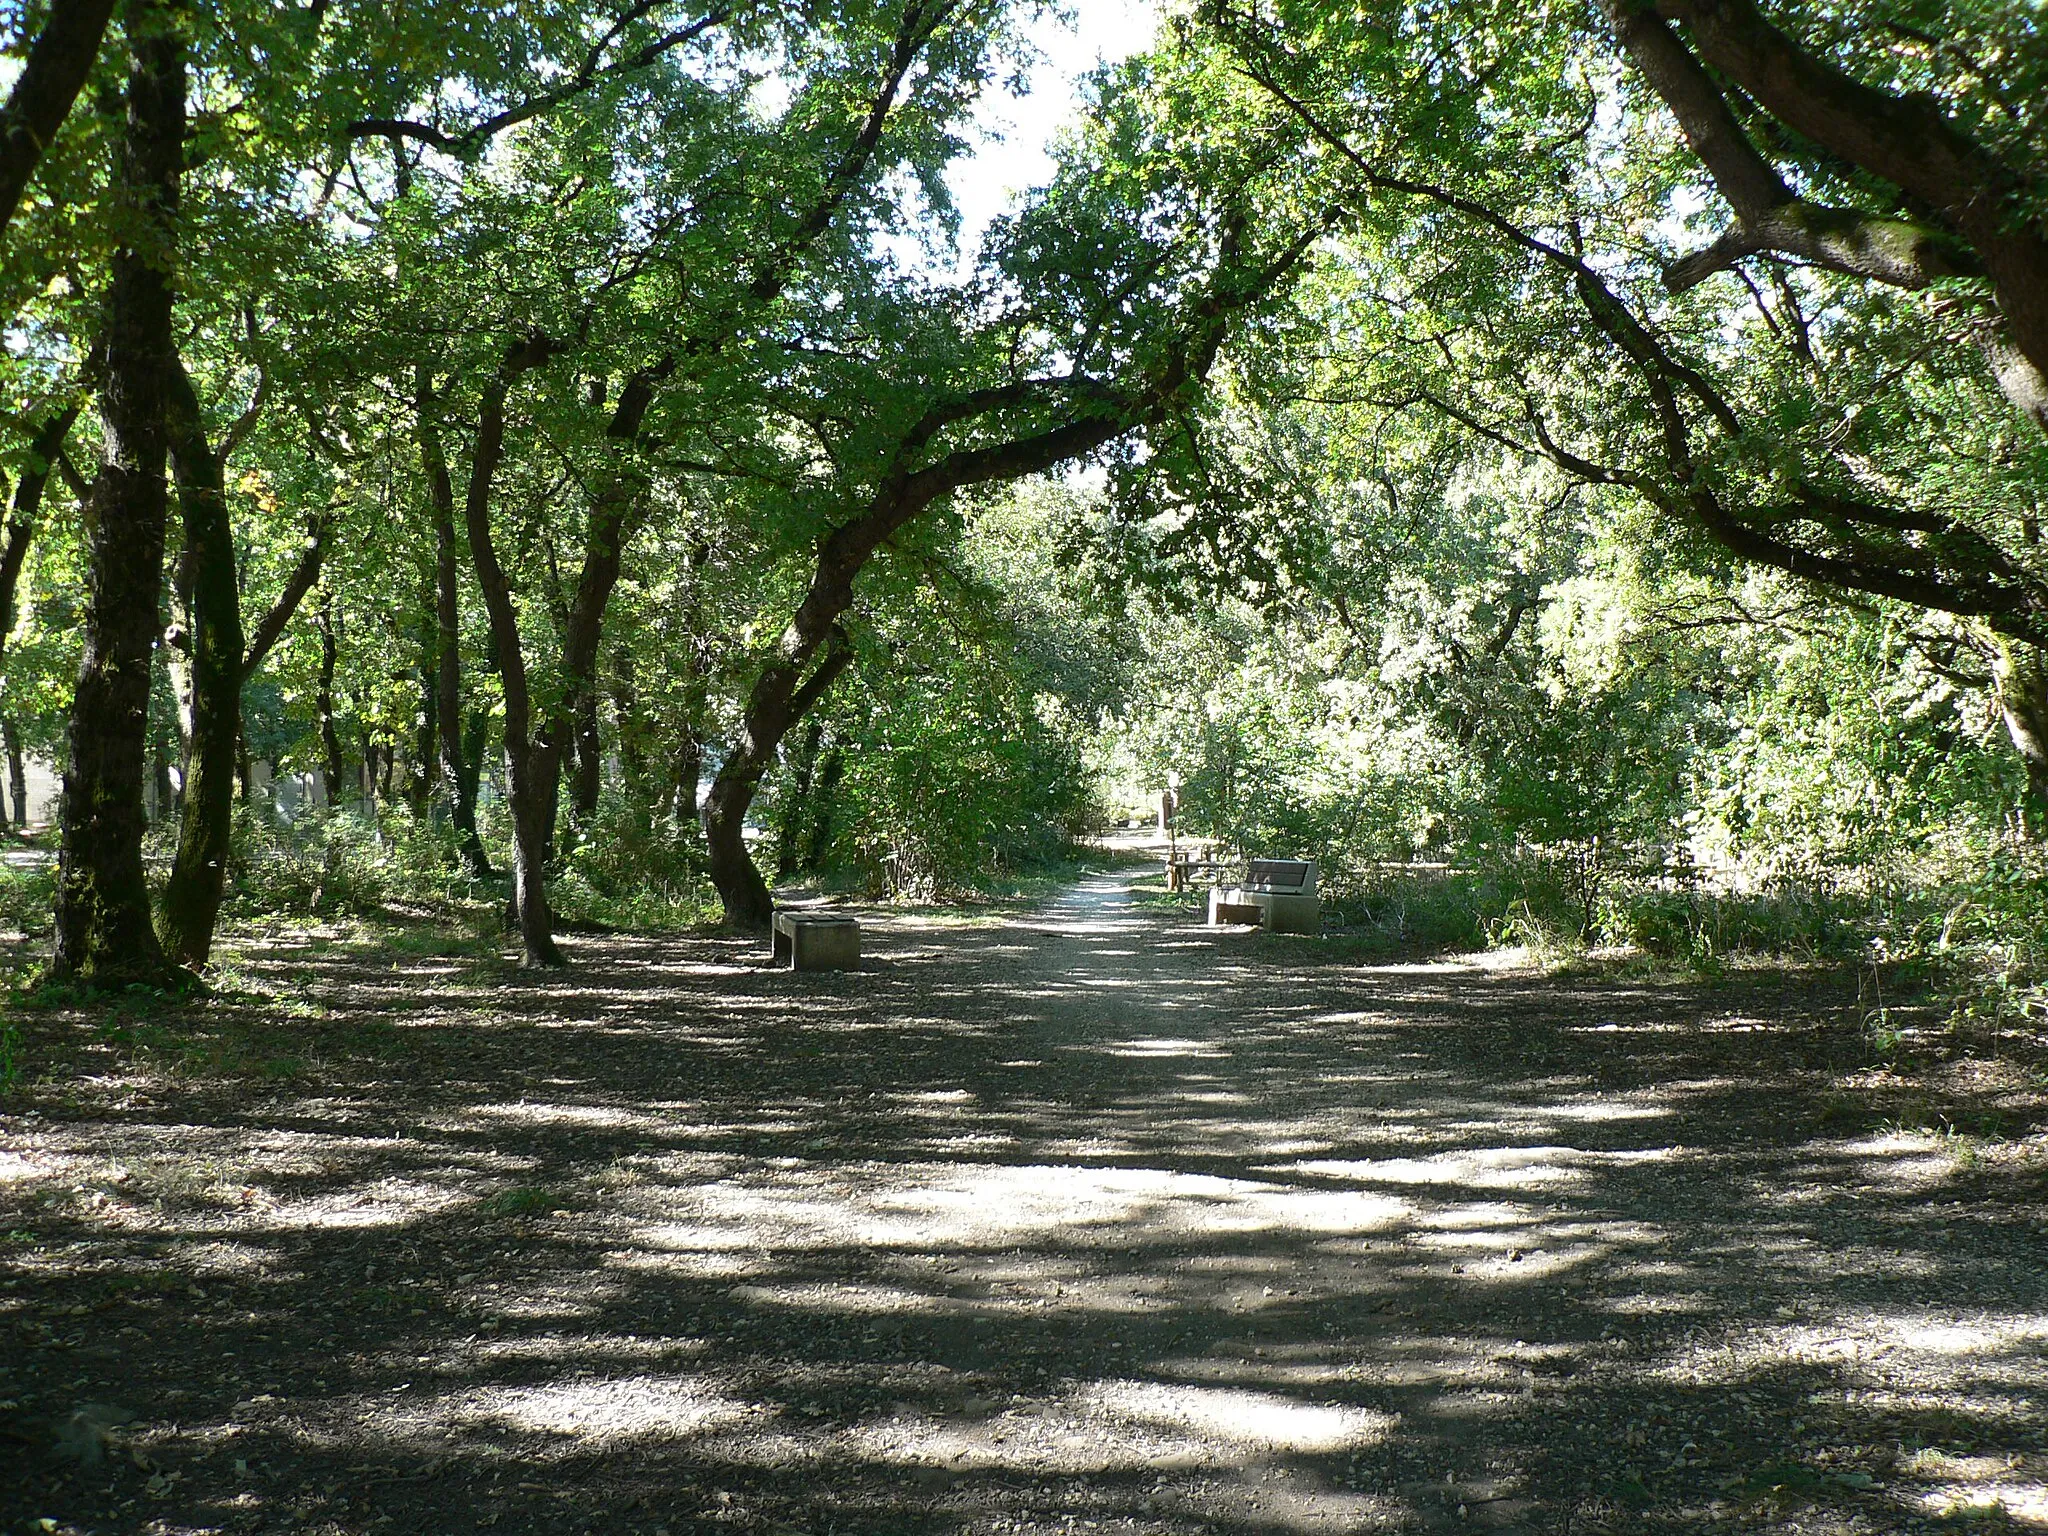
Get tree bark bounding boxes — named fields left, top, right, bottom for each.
left=0, top=407, right=77, bottom=655
left=416, top=368, right=494, bottom=876
left=153, top=728, right=176, bottom=825
left=3, top=717, right=25, bottom=828
left=153, top=345, right=321, bottom=965
left=317, top=594, right=343, bottom=806
left=672, top=724, right=703, bottom=827
left=1994, top=641, right=2048, bottom=834
left=410, top=572, right=437, bottom=813
left=459, top=707, right=491, bottom=833
left=610, top=646, right=650, bottom=792
left=157, top=359, right=244, bottom=966
left=776, top=716, right=824, bottom=879
left=533, top=360, right=669, bottom=854
left=461, top=337, right=566, bottom=966
left=806, top=744, right=844, bottom=872
left=0, top=406, right=76, bottom=833
left=1610, top=0, right=2048, bottom=432
left=570, top=684, right=602, bottom=822
left=703, top=630, right=855, bottom=927
left=0, top=0, right=118, bottom=237
left=52, top=4, right=182, bottom=988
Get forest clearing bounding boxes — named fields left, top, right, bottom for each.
left=5, top=0, right=2048, bottom=1530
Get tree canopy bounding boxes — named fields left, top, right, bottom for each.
left=3, top=0, right=2045, bottom=984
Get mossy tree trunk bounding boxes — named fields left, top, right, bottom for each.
left=52, top=1, right=183, bottom=988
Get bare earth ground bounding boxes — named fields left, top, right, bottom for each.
left=2, top=860, right=2046, bottom=1536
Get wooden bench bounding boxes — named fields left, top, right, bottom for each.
left=1164, top=851, right=1231, bottom=892
left=770, top=911, right=861, bottom=971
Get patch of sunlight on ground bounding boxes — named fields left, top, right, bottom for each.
left=1097, top=1037, right=1232, bottom=1058
left=386, top=1375, right=757, bottom=1444
left=0, top=1150, right=45, bottom=1183
left=622, top=1160, right=1416, bottom=1254
left=1835, top=1132, right=1973, bottom=1188
left=462, top=1333, right=710, bottom=1365
left=1367, top=948, right=1533, bottom=974
left=469, top=1101, right=670, bottom=1130
left=1655, top=1309, right=2048, bottom=1401
left=1544, top=1100, right=1675, bottom=1122
left=1281, top=1144, right=1678, bottom=1190
left=176, top=1240, right=277, bottom=1275
left=1917, top=1484, right=2048, bottom=1526
left=1078, top=1379, right=1393, bottom=1450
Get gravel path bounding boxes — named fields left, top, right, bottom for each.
left=2, top=862, right=2044, bottom=1534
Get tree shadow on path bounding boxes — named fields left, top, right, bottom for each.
left=2, top=868, right=2045, bottom=1535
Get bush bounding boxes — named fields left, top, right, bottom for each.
left=554, top=795, right=719, bottom=930
left=223, top=805, right=490, bottom=917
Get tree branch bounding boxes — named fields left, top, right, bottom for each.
left=347, top=4, right=732, bottom=156
left=240, top=515, right=331, bottom=678
left=0, top=0, right=118, bottom=235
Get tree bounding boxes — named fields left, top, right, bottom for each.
left=0, top=0, right=118, bottom=239
left=1601, top=0, right=2048, bottom=433
left=0, top=403, right=80, bottom=824
left=698, top=35, right=1341, bottom=922
left=156, top=356, right=329, bottom=967
left=51, top=0, right=183, bottom=987
left=1205, top=0, right=2048, bottom=817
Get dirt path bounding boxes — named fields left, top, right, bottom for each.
left=3, top=862, right=2045, bottom=1535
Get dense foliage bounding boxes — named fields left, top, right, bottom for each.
left=1, top=0, right=2044, bottom=1031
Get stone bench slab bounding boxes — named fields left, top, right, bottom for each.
left=771, top=911, right=862, bottom=971
left=1208, top=891, right=1266, bottom=926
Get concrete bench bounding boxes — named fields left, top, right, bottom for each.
left=1208, top=890, right=1265, bottom=926
left=1235, top=858, right=1322, bottom=934
left=770, top=911, right=861, bottom=971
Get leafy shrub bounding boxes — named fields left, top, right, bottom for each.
left=554, top=794, right=719, bottom=930
left=224, top=806, right=487, bottom=917
left=0, top=857, right=56, bottom=944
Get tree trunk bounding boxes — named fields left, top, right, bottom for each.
left=703, top=772, right=775, bottom=928
left=806, top=745, right=844, bottom=871
left=462, top=337, right=566, bottom=966
left=150, top=734, right=172, bottom=825
left=534, top=362, right=666, bottom=859
left=0, top=407, right=75, bottom=662
left=0, top=409, right=75, bottom=835
left=776, top=717, right=824, bottom=878
left=360, top=735, right=379, bottom=817
left=610, top=647, right=650, bottom=794
left=703, top=632, right=855, bottom=928
left=317, top=595, right=343, bottom=805
left=504, top=735, right=564, bottom=964
left=157, top=359, right=245, bottom=967
left=0, top=0, right=118, bottom=237
left=418, top=369, right=494, bottom=876
left=410, top=574, right=437, bottom=814
left=51, top=4, right=181, bottom=988
left=3, top=717, right=25, bottom=827
left=1995, top=641, right=2048, bottom=834
left=459, top=708, right=490, bottom=834
left=673, top=726, right=703, bottom=826
left=570, top=683, right=601, bottom=822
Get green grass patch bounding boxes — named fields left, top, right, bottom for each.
left=482, top=1186, right=572, bottom=1218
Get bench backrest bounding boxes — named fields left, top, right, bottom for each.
left=1244, top=858, right=1316, bottom=895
